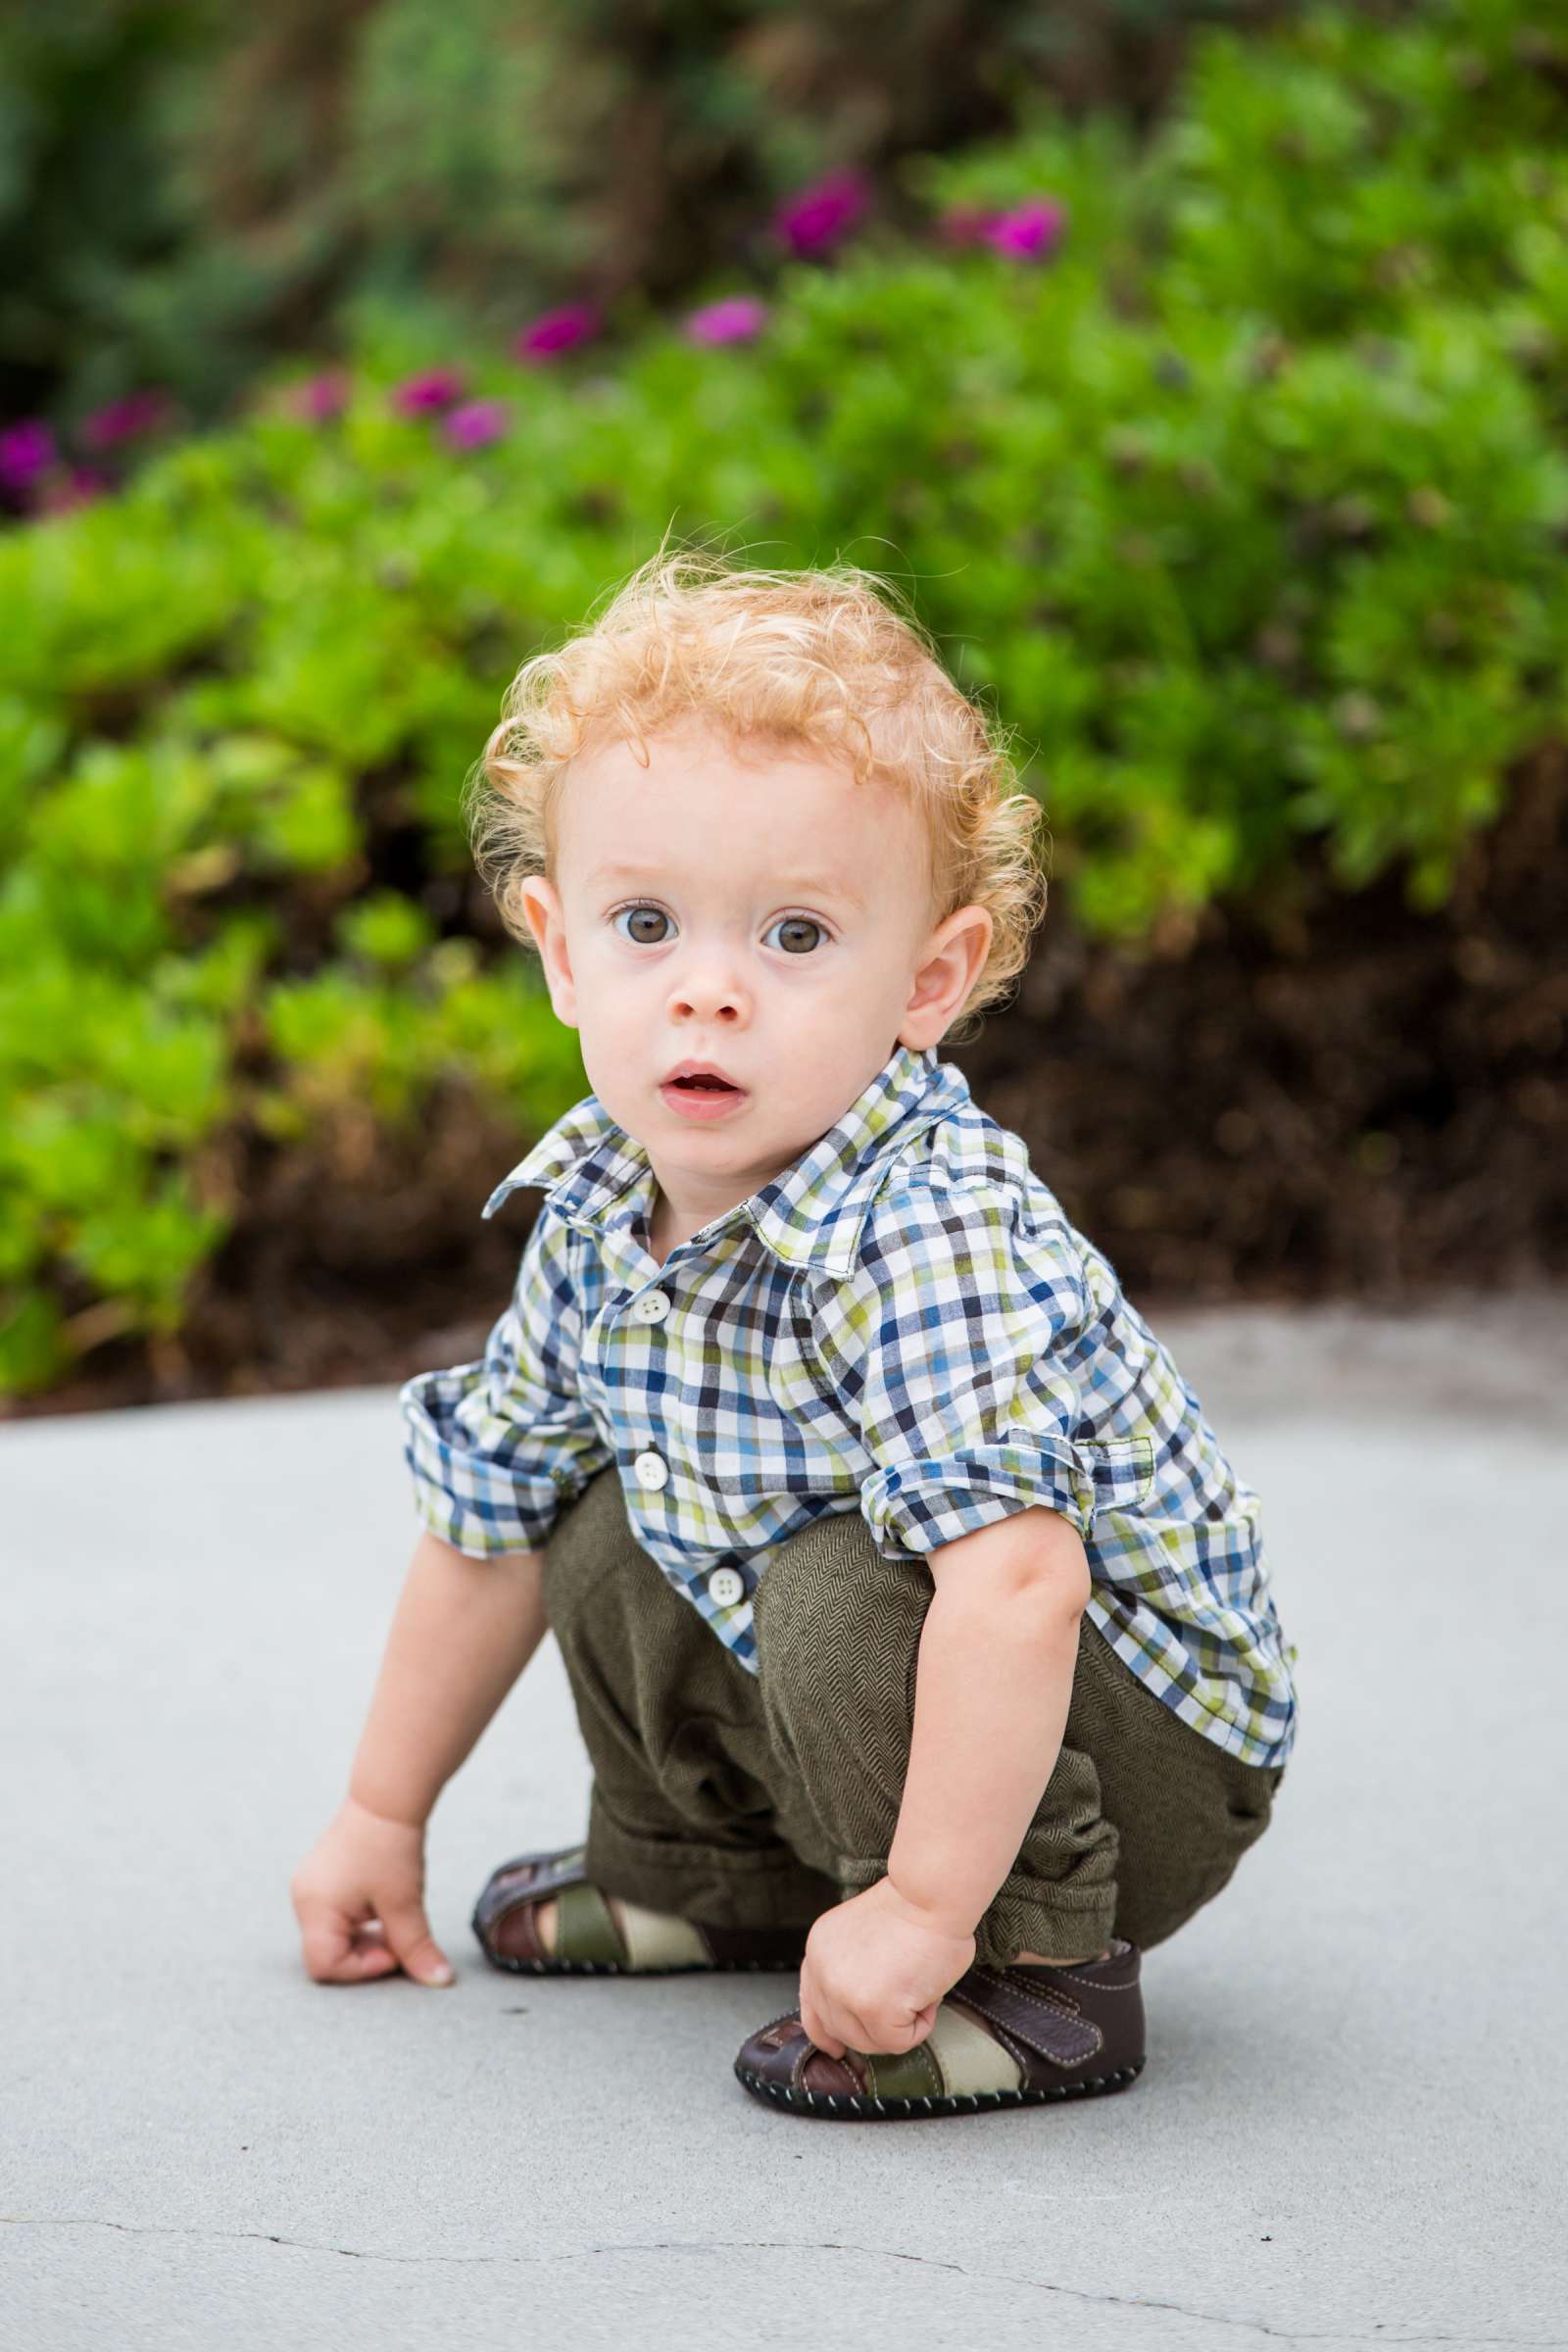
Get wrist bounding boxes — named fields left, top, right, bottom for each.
left=881, top=1869, right=978, bottom=1944
left=345, top=1778, right=430, bottom=1833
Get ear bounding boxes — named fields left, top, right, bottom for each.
left=897, top=903, right=994, bottom=1051
left=517, top=876, right=578, bottom=1027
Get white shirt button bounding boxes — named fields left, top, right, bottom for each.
left=633, top=1449, right=668, bottom=1492
left=707, top=1566, right=746, bottom=1608
left=632, top=1290, right=670, bottom=1325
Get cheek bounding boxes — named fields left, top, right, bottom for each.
left=579, top=932, right=643, bottom=986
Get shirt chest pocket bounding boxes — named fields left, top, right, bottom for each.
left=1076, top=1436, right=1156, bottom=1521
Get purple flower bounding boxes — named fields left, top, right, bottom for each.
left=294, top=368, right=351, bottom=422
left=683, top=295, right=769, bottom=348
left=391, top=368, right=466, bottom=416
left=980, top=198, right=1067, bottom=262
left=80, top=389, right=174, bottom=449
left=442, top=398, right=511, bottom=451
left=773, top=169, right=869, bottom=258
left=513, top=303, right=602, bottom=364
left=0, top=418, right=57, bottom=492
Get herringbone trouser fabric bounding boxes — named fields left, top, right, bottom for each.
left=542, top=1464, right=1285, bottom=1968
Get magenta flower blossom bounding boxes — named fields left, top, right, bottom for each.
left=294, top=368, right=351, bottom=422
left=773, top=169, right=869, bottom=258
left=442, top=398, right=510, bottom=451
left=683, top=295, right=768, bottom=348
left=391, top=368, right=466, bottom=416
left=81, top=389, right=174, bottom=449
left=0, top=418, right=57, bottom=492
left=513, top=302, right=602, bottom=364
left=981, top=198, right=1067, bottom=262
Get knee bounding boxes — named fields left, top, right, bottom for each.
left=1115, top=1766, right=1280, bottom=1950
left=754, top=1507, right=929, bottom=1716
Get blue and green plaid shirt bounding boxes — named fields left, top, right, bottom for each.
left=401, top=1041, right=1298, bottom=1768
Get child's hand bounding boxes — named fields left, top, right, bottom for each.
left=290, top=1795, right=455, bottom=1987
left=798, top=1877, right=975, bottom=2058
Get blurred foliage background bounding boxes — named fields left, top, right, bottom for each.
left=1, top=0, right=1280, bottom=446
left=1, top=0, right=1564, bottom=1410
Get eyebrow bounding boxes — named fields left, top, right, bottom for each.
left=585, top=861, right=864, bottom=910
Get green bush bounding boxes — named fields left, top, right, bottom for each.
left=2, top=0, right=1566, bottom=1396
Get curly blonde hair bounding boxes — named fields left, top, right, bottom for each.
left=463, top=539, right=1049, bottom=1045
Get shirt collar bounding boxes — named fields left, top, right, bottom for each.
left=481, top=1040, right=972, bottom=1279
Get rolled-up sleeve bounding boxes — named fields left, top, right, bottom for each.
left=849, top=1181, right=1097, bottom=1561
left=399, top=1207, right=612, bottom=1557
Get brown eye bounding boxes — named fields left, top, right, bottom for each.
left=613, top=905, right=671, bottom=944
left=767, top=915, right=827, bottom=956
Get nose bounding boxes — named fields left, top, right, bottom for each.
left=667, top=954, right=748, bottom=1024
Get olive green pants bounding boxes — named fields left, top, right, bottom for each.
left=542, top=1464, right=1285, bottom=1970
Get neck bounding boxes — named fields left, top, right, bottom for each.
left=644, top=1168, right=771, bottom=1264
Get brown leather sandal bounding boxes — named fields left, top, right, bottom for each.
left=472, top=1844, right=813, bottom=1976
left=733, top=1939, right=1146, bottom=2118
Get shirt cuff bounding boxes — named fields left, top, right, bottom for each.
left=399, top=1373, right=592, bottom=1558
left=860, top=1440, right=1095, bottom=1561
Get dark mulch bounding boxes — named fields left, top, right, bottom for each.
left=6, top=753, right=1565, bottom=1423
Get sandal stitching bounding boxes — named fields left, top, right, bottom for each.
left=734, top=2054, right=1145, bottom=2120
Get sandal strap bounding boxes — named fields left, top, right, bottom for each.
left=945, top=1968, right=1103, bottom=2070
left=492, top=1868, right=710, bottom=1969
left=550, top=1877, right=628, bottom=1965
left=472, top=1843, right=590, bottom=1940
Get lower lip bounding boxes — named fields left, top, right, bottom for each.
left=660, top=1080, right=749, bottom=1122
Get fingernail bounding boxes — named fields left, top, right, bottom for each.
left=424, top=1962, right=455, bottom=1985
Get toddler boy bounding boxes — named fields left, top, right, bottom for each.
left=291, top=550, right=1298, bottom=2122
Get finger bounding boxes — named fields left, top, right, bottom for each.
left=870, top=2008, right=931, bottom=2054
left=297, top=1903, right=360, bottom=1983
left=296, top=1897, right=403, bottom=1984
left=808, top=1994, right=880, bottom=2059
left=341, top=1917, right=397, bottom=1977
left=866, top=1992, right=939, bottom=2051
left=330, top=1942, right=400, bottom=1983
left=379, top=1899, right=456, bottom=1986
left=837, top=2007, right=883, bottom=2055
left=798, top=1990, right=845, bottom=2059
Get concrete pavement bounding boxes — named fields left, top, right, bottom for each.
left=3, top=1297, right=1565, bottom=2350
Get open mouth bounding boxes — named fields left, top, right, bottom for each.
left=661, top=1071, right=749, bottom=1116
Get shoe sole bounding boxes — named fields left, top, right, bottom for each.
left=732, top=2053, right=1146, bottom=2119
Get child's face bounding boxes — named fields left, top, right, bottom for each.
left=518, top=716, right=992, bottom=1227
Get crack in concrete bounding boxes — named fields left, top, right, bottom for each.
left=3, top=2217, right=1559, bottom=2351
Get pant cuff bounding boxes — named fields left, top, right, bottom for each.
left=974, top=1877, right=1117, bottom=1969
left=838, top=1854, right=1116, bottom=1970
left=584, top=1791, right=838, bottom=1929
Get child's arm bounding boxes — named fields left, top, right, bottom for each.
left=290, top=1530, right=548, bottom=1987
left=886, top=1504, right=1088, bottom=1932
left=304, top=1193, right=602, bottom=1988
left=797, top=1505, right=1089, bottom=2058
left=348, top=1529, right=550, bottom=1826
